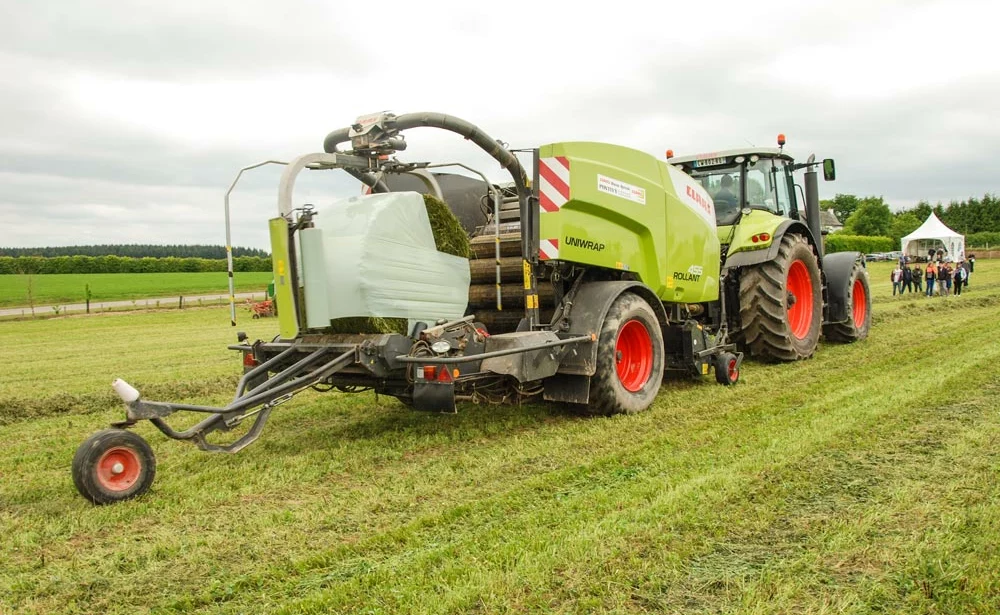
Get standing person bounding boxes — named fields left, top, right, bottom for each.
left=954, top=261, right=967, bottom=295
left=913, top=263, right=923, bottom=294
left=938, top=262, right=950, bottom=296
left=967, top=254, right=975, bottom=287
left=891, top=264, right=903, bottom=296
left=925, top=261, right=937, bottom=297
left=902, top=265, right=913, bottom=294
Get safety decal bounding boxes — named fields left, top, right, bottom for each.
left=539, top=157, right=570, bottom=212
left=539, top=238, right=560, bottom=260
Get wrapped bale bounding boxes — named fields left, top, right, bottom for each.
left=304, top=192, right=471, bottom=335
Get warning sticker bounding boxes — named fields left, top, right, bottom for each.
left=597, top=174, right=646, bottom=205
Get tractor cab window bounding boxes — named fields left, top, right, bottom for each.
left=689, top=164, right=742, bottom=226
left=745, top=158, right=792, bottom=217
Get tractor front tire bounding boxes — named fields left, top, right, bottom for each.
left=589, top=293, right=664, bottom=415
left=823, top=260, right=872, bottom=342
left=72, top=429, right=156, bottom=505
left=739, top=233, right=822, bottom=362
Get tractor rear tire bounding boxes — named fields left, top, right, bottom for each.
left=823, top=260, right=872, bottom=342
left=738, top=233, right=822, bottom=362
left=72, top=429, right=156, bottom=505
left=589, top=293, right=664, bottom=415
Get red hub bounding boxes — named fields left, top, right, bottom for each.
left=852, top=278, right=867, bottom=329
left=786, top=260, right=814, bottom=339
left=615, top=320, right=653, bottom=392
left=95, top=447, right=142, bottom=492
left=727, top=357, right=739, bottom=382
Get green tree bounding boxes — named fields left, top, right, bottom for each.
left=843, top=197, right=892, bottom=236
left=911, top=201, right=932, bottom=222
left=889, top=212, right=921, bottom=248
left=823, top=194, right=861, bottom=226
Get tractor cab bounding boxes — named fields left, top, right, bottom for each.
left=668, top=147, right=799, bottom=229
left=668, top=136, right=836, bottom=263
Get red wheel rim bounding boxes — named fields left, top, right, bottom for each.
left=615, top=320, right=653, bottom=392
left=851, top=278, right=867, bottom=329
left=786, top=260, right=814, bottom=339
left=727, top=358, right=739, bottom=382
left=96, top=447, right=141, bottom=492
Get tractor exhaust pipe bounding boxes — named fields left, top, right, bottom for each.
left=804, top=167, right=824, bottom=260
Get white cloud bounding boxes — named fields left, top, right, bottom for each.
left=1, top=0, right=998, bottom=249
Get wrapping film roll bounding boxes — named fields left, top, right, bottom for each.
left=299, top=192, right=472, bottom=334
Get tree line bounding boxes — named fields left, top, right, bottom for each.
left=1, top=255, right=272, bottom=275
left=0, top=244, right=269, bottom=259
left=822, top=192, right=1000, bottom=247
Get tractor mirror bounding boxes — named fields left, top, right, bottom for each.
left=822, top=158, right=836, bottom=181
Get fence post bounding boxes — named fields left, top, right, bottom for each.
left=179, top=295, right=184, bottom=309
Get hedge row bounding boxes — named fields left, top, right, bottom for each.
left=966, top=231, right=1000, bottom=248
left=824, top=234, right=895, bottom=254
left=0, top=255, right=272, bottom=275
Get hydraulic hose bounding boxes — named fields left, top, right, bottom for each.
left=322, top=112, right=530, bottom=202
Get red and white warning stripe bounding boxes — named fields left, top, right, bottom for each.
left=539, top=156, right=570, bottom=213
left=539, top=238, right=559, bottom=260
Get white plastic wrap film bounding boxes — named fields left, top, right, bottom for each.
left=297, top=192, right=470, bottom=328
left=356, top=238, right=470, bottom=319
left=298, top=228, right=334, bottom=329
left=321, top=193, right=436, bottom=246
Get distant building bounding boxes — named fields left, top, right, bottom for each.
left=821, top=209, right=843, bottom=233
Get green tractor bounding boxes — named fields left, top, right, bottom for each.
left=669, top=135, right=871, bottom=361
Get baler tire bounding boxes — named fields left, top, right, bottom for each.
left=714, top=352, right=740, bottom=386
left=72, top=429, right=156, bottom=505
left=738, top=233, right=822, bottom=362
left=588, top=293, right=663, bottom=415
left=823, top=260, right=872, bottom=343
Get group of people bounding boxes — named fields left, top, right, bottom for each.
left=890, top=251, right=976, bottom=298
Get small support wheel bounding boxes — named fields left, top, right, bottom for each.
left=714, top=352, right=740, bottom=386
left=72, top=429, right=156, bottom=505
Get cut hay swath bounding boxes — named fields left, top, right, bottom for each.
left=326, top=193, right=472, bottom=335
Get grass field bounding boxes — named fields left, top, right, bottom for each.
left=0, top=272, right=274, bottom=308
left=1, top=261, right=998, bottom=614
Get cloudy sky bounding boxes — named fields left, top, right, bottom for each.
left=1, top=0, right=997, bottom=250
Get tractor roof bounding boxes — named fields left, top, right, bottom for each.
left=669, top=147, right=794, bottom=167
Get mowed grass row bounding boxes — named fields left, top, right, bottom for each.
left=0, top=272, right=273, bottom=308
left=0, top=308, right=281, bottom=425
left=0, top=261, right=998, bottom=613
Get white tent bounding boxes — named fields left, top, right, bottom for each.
left=901, top=213, right=965, bottom=261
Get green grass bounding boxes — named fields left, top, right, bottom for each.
left=1, top=262, right=998, bottom=614
left=0, top=272, right=273, bottom=308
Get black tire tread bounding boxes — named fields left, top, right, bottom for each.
left=72, top=428, right=156, bottom=505
left=823, top=261, right=872, bottom=343
left=588, top=293, right=664, bottom=416
left=714, top=352, right=739, bottom=386
left=738, top=234, right=822, bottom=362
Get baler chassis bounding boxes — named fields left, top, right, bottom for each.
left=72, top=110, right=745, bottom=505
